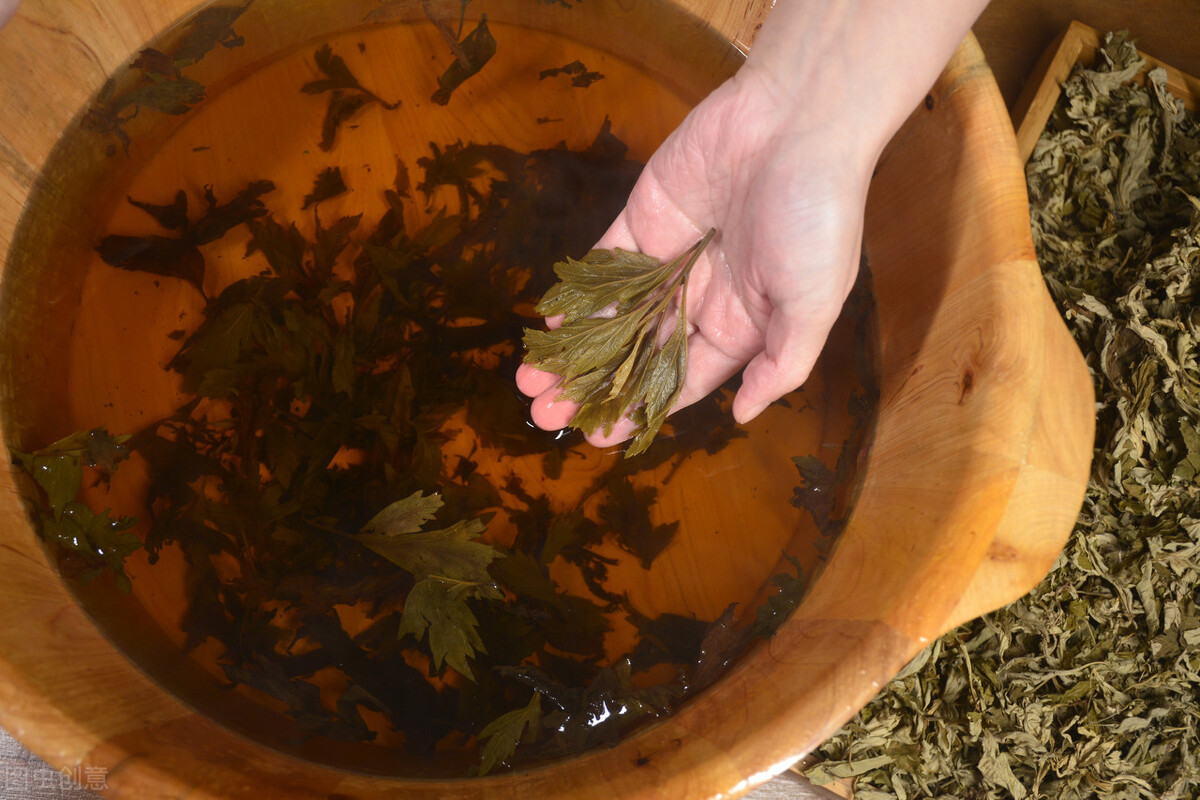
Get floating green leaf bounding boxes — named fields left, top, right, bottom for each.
left=398, top=575, right=492, bottom=679
left=477, top=691, right=542, bottom=776
left=356, top=493, right=500, bottom=586
left=355, top=492, right=501, bottom=678
left=10, top=428, right=139, bottom=591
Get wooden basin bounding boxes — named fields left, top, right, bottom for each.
left=0, top=1, right=1093, bottom=798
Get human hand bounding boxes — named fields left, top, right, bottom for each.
left=516, top=68, right=872, bottom=446
left=516, top=0, right=990, bottom=449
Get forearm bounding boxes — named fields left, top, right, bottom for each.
left=0, top=0, right=18, bottom=28
left=742, top=0, right=991, bottom=158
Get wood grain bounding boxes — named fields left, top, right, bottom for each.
left=0, top=2, right=1093, bottom=799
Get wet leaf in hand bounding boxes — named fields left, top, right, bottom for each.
left=523, top=229, right=715, bottom=457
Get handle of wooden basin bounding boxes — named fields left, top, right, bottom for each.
left=940, top=262, right=1094, bottom=630
left=942, top=20, right=1132, bottom=631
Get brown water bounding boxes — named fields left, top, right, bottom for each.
left=0, top=0, right=875, bottom=778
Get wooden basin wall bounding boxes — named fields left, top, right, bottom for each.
left=0, top=1, right=1093, bottom=798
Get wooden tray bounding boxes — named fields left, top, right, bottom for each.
left=1012, top=20, right=1200, bottom=162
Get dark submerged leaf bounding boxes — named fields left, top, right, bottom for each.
left=303, top=44, right=400, bottom=151
left=302, top=166, right=349, bottom=209
left=538, top=59, right=605, bottom=88
left=431, top=16, right=497, bottom=106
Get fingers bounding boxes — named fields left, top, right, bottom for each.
left=529, top=387, right=579, bottom=431
left=582, top=416, right=640, bottom=448
left=514, top=363, right=559, bottom=396
left=731, top=304, right=834, bottom=424
left=514, top=364, right=577, bottom=430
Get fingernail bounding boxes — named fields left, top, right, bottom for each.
left=737, top=401, right=768, bottom=424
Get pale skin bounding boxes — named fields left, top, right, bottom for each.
left=516, top=0, right=992, bottom=447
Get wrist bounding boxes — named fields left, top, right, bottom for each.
left=739, top=0, right=990, bottom=163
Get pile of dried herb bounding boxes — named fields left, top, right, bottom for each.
left=806, top=31, right=1200, bottom=799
